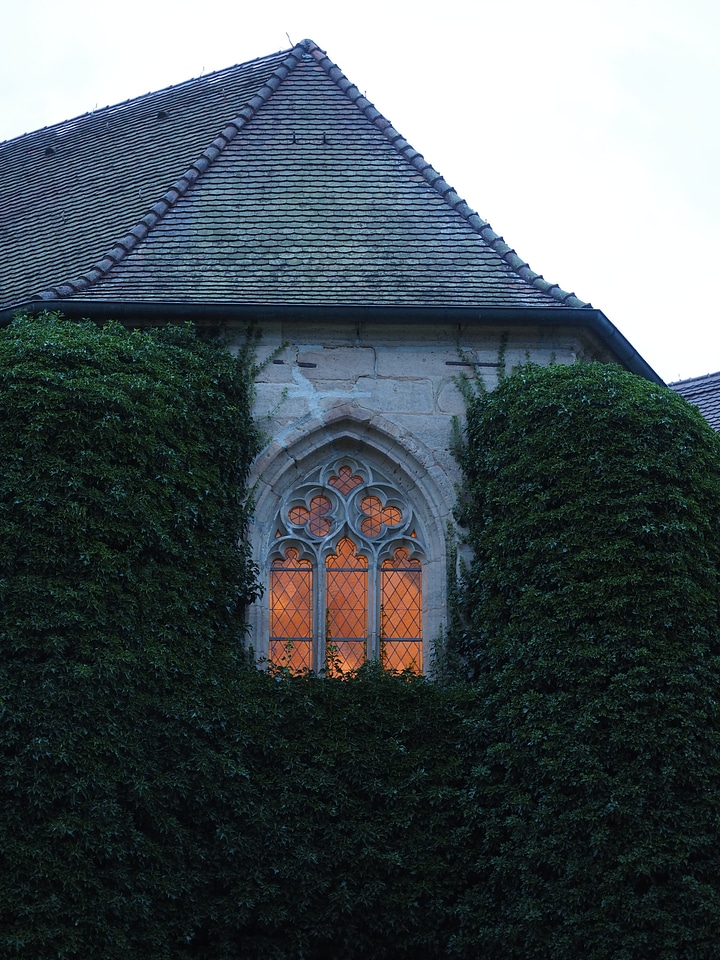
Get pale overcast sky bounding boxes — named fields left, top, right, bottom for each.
left=2, top=0, right=718, bottom=383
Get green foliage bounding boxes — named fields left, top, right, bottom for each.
left=0, top=312, right=262, bottom=654
left=0, top=313, right=263, bottom=957
left=450, top=361, right=720, bottom=958
left=9, top=319, right=720, bottom=957
left=199, top=666, right=483, bottom=960
left=0, top=313, right=488, bottom=959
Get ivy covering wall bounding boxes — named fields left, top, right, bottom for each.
left=4, top=319, right=720, bottom=958
left=0, top=314, right=265, bottom=957
left=450, top=361, right=720, bottom=958
left=0, top=314, right=480, bottom=959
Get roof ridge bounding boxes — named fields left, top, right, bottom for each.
left=36, top=43, right=307, bottom=301
left=302, top=40, right=589, bottom=309
left=671, top=370, right=720, bottom=387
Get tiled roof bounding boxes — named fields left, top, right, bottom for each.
left=0, top=49, right=288, bottom=311
left=1, top=40, right=589, bottom=313
left=671, top=372, right=720, bottom=431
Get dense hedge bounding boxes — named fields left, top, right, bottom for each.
left=191, top=667, right=483, bottom=960
left=6, top=319, right=720, bottom=957
left=451, top=362, right=720, bottom=958
left=0, top=313, right=261, bottom=652
left=0, top=314, right=487, bottom=959
left=0, top=314, right=264, bottom=957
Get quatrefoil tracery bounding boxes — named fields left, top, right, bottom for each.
left=358, top=496, right=402, bottom=537
left=288, top=496, right=333, bottom=537
left=328, top=465, right=363, bottom=494
left=287, top=492, right=403, bottom=541
left=279, top=459, right=423, bottom=561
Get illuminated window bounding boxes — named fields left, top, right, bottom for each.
left=268, top=458, right=424, bottom=674
left=326, top=538, right=368, bottom=675
left=269, top=547, right=313, bottom=672
left=381, top=548, right=422, bottom=673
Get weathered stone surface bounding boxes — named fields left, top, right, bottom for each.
left=255, top=327, right=604, bottom=473
left=436, top=380, right=466, bottom=415
left=254, top=382, right=309, bottom=422
left=390, top=415, right=457, bottom=472
left=356, top=376, right=434, bottom=415
left=296, top=346, right=376, bottom=380
left=255, top=360, right=296, bottom=385
left=375, top=343, right=456, bottom=379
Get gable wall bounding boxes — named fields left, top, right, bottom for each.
left=247, top=319, right=600, bottom=484
left=232, top=318, right=604, bottom=665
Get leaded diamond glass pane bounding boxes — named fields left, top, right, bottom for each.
left=326, top=538, right=367, bottom=651
left=325, top=640, right=367, bottom=676
left=381, top=548, right=422, bottom=672
left=382, top=640, right=422, bottom=674
left=270, top=548, right=313, bottom=673
left=270, top=638, right=313, bottom=673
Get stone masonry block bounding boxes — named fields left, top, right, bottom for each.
left=437, top=380, right=466, bottom=415
left=389, top=414, right=456, bottom=464
left=253, top=382, right=309, bottom=422
left=288, top=321, right=361, bottom=344
left=296, top=346, right=376, bottom=380
left=356, top=377, right=434, bottom=415
left=375, top=343, right=458, bottom=379
left=255, top=360, right=296, bottom=385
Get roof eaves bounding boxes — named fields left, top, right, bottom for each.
left=301, top=39, right=589, bottom=310
left=0, top=297, right=663, bottom=386
left=34, top=42, right=310, bottom=303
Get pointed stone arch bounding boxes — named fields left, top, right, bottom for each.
left=247, top=404, right=454, bottom=671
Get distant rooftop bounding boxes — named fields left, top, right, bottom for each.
left=671, top=371, right=720, bottom=431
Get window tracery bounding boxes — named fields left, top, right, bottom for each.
left=268, top=457, right=424, bottom=675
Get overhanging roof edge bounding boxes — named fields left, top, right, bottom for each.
left=0, top=299, right=664, bottom=385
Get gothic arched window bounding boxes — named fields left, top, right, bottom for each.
left=268, top=458, right=424, bottom=674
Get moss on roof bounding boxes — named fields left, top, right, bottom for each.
left=1, top=40, right=587, bottom=313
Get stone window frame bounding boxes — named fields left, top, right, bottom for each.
left=247, top=409, right=453, bottom=675
left=268, top=455, right=425, bottom=673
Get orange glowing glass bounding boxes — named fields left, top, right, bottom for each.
left=270, top=547, right=312, bottom=673
left=359, top=496, right=402, bottom=537
left=328, top=465, right=363, bottom=494
left=325, top=538, right=368, bottom=673
left=381, top=548, right=422, bottom=673
left=288, top=495, right=333, bottom=537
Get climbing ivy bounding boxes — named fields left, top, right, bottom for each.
left=0, top=313, right=263, bottom=957
left=0, top=313, right=485, bottom=960
left=7, top=317, right=720, bottom=958
left=450, top=361, right=720, bottom=958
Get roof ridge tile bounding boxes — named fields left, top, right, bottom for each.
left=296, top=43, right=590, bottom=309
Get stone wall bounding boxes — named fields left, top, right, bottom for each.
left=231, top=318, right=604, bottom=668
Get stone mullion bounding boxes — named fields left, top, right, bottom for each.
left=366, top=549, right=380, bottom=662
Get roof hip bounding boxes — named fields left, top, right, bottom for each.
left=304, top=40, right=588, bottom=309
left=37, top=42, right=313, bottom=301
left=36, top=38, right=588, bottom=308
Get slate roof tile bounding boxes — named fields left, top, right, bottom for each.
left=0, top=48, right=289, bottom=309
left=671, top=372, right=720, bottom=431
left=1, top=39, right=590, bottom=312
